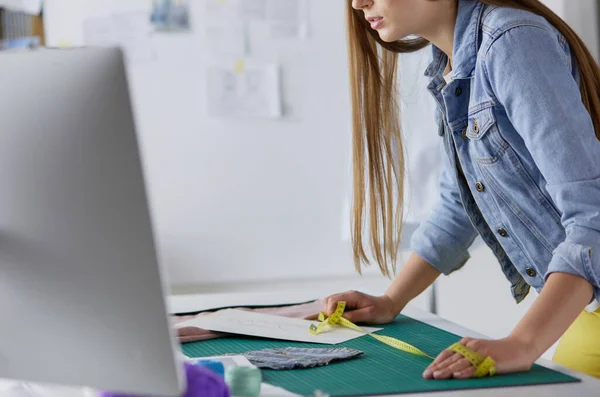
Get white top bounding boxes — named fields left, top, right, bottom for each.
left=586, top=299, right=600, bottom=312
left=443, top=60, right=453, bottom=84
left=444, top=69, right=453, bottom=84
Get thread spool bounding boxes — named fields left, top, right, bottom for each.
left=224, top=367, right=261, bottom=397
left=194, top=359, right=225, bottom=378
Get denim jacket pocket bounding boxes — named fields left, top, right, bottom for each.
left=466, top=106, right=495, bottom=141
left=464, top=106, right=509, bottom=163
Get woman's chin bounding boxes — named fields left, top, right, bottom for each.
left=377, top=29, right=403, bottom=43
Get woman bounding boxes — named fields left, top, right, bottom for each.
left=325, top=0, right=600, bottom=379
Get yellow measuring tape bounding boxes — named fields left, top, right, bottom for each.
left=447, top=342, right=496, bottom=377
left=308, top=301, right=496, bottom=377
left=309, top=301, right=433, bottom=359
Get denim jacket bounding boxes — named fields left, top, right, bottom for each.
left=409, top=0, right=600, bottom=310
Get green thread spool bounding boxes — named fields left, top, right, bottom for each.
left=225, top=366, right=262, bottom=397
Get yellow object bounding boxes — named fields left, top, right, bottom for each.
left=309, top=301, right=434, bottom=359
left=234, top=59, right=245, bottom=73
left=446, top=343, right=496, bottom=377
left=552, top=307, right=600, bottom=378
left=57, top=40, right=73, bottom=48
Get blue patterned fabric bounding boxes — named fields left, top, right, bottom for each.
left=235, top=347, right=364, bottom=370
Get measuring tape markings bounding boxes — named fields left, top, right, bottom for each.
left=309, top=301, right=433, bottom=359
left=447, top=342, right=497, bottom=377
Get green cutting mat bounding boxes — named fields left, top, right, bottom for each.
left=182, top=314, right=579, bottom=396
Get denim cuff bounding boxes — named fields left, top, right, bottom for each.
left=545, top=241, right=600, bottom=306
left=410, top=220, right=472, bottom=275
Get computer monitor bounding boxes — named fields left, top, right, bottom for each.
left=0, top=47, right=184, bottom=396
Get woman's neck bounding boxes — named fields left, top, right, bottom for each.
left=418, top=1, right=458, bottom=69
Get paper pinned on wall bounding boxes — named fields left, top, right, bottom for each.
left=83, top=11, right=155, bottom=64
left=83, top=17, right=117, bottom=48
left=176, top=309, right=382, bottom=344
left=150, top=0, right=191, bottom=32
left=266, top=0, right=309, bottom=39
left=204, top=0, right=246, bottom=56
left=207, top=61, right=282, bottom=119
left=239, top=0, right=266, bottom=21
left=0, top=0, right=42, bottom=15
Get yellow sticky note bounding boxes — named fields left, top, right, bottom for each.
left=234, top=59, right=245, bottom=73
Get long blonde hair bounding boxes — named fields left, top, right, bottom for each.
left=348, top=0, right=600, bottom=277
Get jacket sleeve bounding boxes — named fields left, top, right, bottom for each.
left=410, top=124, right=479, bottom=274
left=485, top=24, right=600, bottom=303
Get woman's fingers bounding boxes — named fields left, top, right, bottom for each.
left=432, top=357, right=472, bottom=379
left=323, top=290, right=366, bottom=315
left=423, top=349, right=455, bottom=378
left=342, top=306, right=376, bottom=323
left=323, top=293, right=346, bottom=315
left=453, top=366, right=477, bottom=379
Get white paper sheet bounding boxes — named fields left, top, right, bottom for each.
left=0, top=0, right=42, bottom=14
left=239, top=0, right=266, bottom=21
left=83, top=11, right=155, bottom=64
left=204, top=0, right=246, bottom=56
left=176, top=308, right=382, bottom=344
left=207, top=61, right=282, bottom=119
left=266, top=0, right=309, bottom=39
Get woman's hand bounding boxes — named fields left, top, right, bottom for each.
left=323, top=291, right=401, bottom=324
left=423, top=336, right=537, bottom=380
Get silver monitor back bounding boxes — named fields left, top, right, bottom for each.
left=0, top=47, right=184, bottom=396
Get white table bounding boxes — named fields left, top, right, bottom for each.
left=2, top=289, right=599, bottom=397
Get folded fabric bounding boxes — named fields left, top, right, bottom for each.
left=174, top=300, right=323, bottom=343
left=234, top=347, right=364, bottom=370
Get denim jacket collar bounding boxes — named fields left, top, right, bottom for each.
left=424, top=0, right=484, bottom=80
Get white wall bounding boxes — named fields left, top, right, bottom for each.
left=563, top=0, right=599, bottom=60
left=44, top=0, right=356, bottom=286
left=541, top=0, right=566, bottom=16
left=43, top=0, right=441, bottom=289
left=541, top=0, right=599, bottom=60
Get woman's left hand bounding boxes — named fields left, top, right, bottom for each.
left=423, top=336, right=538, bottom=380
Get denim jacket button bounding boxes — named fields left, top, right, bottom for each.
left=498, top=228, right=508, bottom=237
left=473, top=120, right=479, bottom=134
left=455, top=87, right=463, bottom=97
left=475, top=182, right=485, bottom=192
left=462, top=128, right=468, bottom=138
left=526, top=268, right=537, bottom=277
